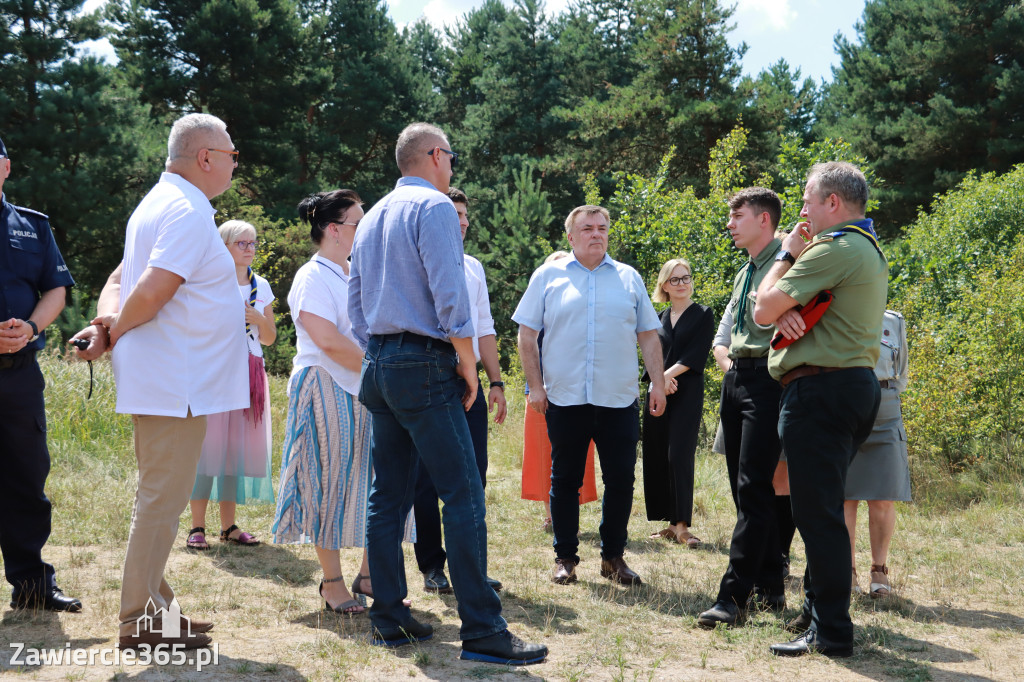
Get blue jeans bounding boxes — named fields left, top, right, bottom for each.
left=413, top=387, right=488, bottom=573
left=360, top=333, right=505, bottom=640
left=546, top=401, right=640, bottom=562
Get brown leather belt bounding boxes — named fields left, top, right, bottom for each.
left=779, top=365, right=844, bottom=388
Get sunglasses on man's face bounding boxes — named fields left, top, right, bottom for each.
left=428, top=147, right=458, bottom=170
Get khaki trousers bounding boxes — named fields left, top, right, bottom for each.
left=118, top=411, right=206, bottom=637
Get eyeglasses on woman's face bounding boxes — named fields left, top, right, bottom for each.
left=233, top=240, right=259, bottom=251
left=668, top=275, right=692, bottom=285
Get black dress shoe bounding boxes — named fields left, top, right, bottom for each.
left=785, top=610, right=812, bottom=633
left=770, top=630, right=853, bottom=658
left=461, top=629, right=548, bottom=665
left=486, top=576, right=503, bottom=592
left=371, top=617, right=434, bottom=647
left=10, top=586, right=82, bottom=613
left=696, top=600, right=745, bottom=629
left=422, top=567, right=453, bottom=594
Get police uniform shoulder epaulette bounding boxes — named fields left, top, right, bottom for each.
left=13, top=205, right=48, bottom=220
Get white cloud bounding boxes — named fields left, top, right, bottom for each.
left=733, top=0, right=798, bottom=33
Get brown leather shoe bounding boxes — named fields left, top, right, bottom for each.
left=551, top=558, right=578, bottom=585
left=600, top=556, right=643, bottom=586
left=119, top=614, right=214, bottom=650
left=185, top=615, right=214, bottom=634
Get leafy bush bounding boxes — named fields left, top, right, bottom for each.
left=900, top=234, right=1024, bottom=472
left=888, top=164, right=1024, bottom=306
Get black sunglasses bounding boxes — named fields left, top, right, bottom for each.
left=428, top=147, right=459, bottom=170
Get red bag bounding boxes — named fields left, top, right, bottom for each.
left=770, top=290, right=834, bottom=350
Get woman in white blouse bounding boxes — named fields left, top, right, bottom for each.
left=272, top=189, right=412, bottom=614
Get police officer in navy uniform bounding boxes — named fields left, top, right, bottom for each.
left=0, top=135, right=81, bottom=612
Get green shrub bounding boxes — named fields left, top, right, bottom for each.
left=900, top=235, right=1024, bottom=472
left=889, top=164, right=1024, bottom=306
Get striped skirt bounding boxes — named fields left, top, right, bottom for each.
left=272, top=366, right=413, bottom=549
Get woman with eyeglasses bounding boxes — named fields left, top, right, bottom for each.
left=186, top=220, right=277, bottom=551
left=642, top=259, right=714, bottom=548
left=271, top=190, right=413, bottom=615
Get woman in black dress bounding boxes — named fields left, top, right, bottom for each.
left=643, top=258, right=715, bottom=547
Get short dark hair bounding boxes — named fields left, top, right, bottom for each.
left=297, top=189, right=363, bottom=245
left=447, top=187, right=468, bottom=205
left=728, top=187, right=781, bottom=228
left=807, top=161, right=868, bottom=212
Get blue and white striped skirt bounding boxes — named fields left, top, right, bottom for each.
left=272, top=366, right=413, bottom=549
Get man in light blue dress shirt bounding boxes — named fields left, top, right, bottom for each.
left=349, top=122, right=546, bottom=665
left=513, top=205, right=667, bottom=586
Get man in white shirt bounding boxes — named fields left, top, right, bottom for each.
left=412, top=187, right=506, bottom=594
left=74, top=114, right=246, bottom=650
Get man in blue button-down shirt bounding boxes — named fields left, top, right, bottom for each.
left=349, top=123, right=547, bottom=666
left=514, top=205, right=667, bottom=587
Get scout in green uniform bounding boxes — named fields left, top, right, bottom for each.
left=754, top=161, right=888, bottom=658
left=697, top=188, right=790, bottom=629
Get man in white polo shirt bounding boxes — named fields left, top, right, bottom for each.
left=77, top=113, right=246, bottom=649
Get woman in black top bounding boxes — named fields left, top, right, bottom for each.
left=643, top=258, right=715, bottom=547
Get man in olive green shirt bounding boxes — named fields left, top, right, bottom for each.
left=754, top=161, right=888, bottom=658
left=698, top=188, right=789, bottom=629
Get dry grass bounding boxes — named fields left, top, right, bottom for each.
left=2, top=353, right=1023, bottom=680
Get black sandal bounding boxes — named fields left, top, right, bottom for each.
left=219, top=524, right=260, bottom=546
left=186, top=527, right=210, bottom=550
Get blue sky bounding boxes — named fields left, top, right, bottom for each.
left=83, top=0, right=866, bottom=83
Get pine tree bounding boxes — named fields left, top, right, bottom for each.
left=819, top=0, right=1024, bottom=232
left=0, top=0, right=156, bottom=295
left=106, top=0, right=308, bottom=206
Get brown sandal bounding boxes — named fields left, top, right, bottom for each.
left=678, top=532, right=702, bottom=549
left=869, top=563, right=891, bottom=598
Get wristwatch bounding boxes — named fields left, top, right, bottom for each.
left=489, top=380, right=505, bottom=389
left=26, top=320, right=39, bottom=342
left=775, top=250, right=796, bottom=266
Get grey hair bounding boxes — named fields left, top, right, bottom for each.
left=167, top=113, right=228, bottom=162
left=218, top=219, right=256, bottom=245
left=564, top=205, right=610, bottom=233
left=544, top=250, right=570, bottom=264
left=396, top=122, right=447, bottom=173
left=807, top=161, right=868, bottom=212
